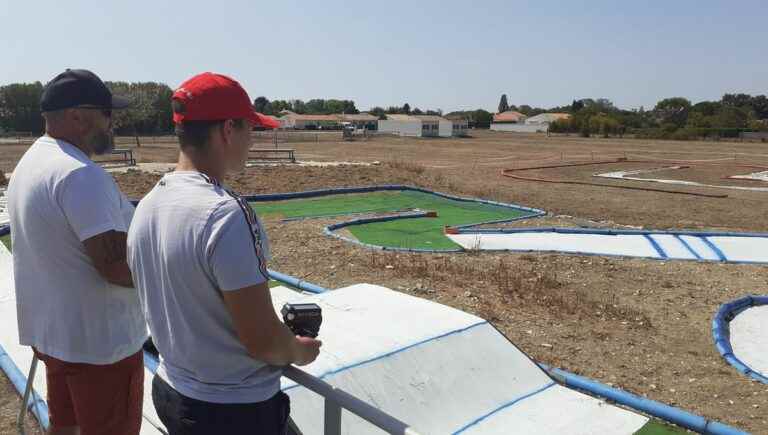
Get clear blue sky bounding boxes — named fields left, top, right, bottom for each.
left=2, top=0, right=766, bottom=113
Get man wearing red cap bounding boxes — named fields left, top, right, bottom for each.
left=127, top=72, right=320, bottom=434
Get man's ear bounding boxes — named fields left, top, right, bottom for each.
left=220, top=119, right=235, bottom=145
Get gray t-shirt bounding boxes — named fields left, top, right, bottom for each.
left=127, top=171, right=280, bottom=403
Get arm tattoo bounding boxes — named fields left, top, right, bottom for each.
left=101, top=231, right=127, bottom=265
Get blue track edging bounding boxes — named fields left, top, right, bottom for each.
left=540, top=364, right=748, bottom=435
left=243, top=184, right=546, bottom=217
left=712, top=295, right=768, bottom=384
left=267, top=269, right=330, bottom=294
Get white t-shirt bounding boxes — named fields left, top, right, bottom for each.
left=7, top=136, right=147, bottom=364
left=127, top=171, right=279, bottom=404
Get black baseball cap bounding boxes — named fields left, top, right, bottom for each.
left=40, top=69, right=130, bottom=112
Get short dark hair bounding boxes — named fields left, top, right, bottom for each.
left=173, top=100, right=247, bottom=149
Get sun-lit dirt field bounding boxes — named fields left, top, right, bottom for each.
left=2, top=130, right=767, bottom=433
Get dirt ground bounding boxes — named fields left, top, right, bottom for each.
left=2, top=130, right=768, bottom=433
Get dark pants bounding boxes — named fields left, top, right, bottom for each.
left=152, top=375, right=290, bottom=435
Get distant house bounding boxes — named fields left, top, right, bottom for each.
left=379, top=114, right=431, bottom=137
left=280, top=113, right=340, bottom=130
left=254, top=115, right=285, bottom=131
left=414, top=115, right=453, bottom=137
left=490, top=111, right=534, bottom=132
left=491, top=111, right=571, bottom=133
left=525, top=113, right=571, bottom=126
left=378, top=114, right=455, bottom=137
left=445, top=115, right=469, bottom=137
left=336, top=113, right=379, bottom=130
left=492, top=111, right=527, bottom=124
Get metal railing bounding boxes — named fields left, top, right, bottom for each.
left=17, top=355, right=39, bottom=435
left=283, top=366, right=423, bottom=435
left=17, top=355, right=422, bottom=435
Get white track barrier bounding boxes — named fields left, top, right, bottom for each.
left=728, top=170, right=768, bottom=182
left=595, top=168, right=768, bottom=192
left=729, top=305, right=768, bottom=380
left=446, top=231, right=768, bottom=264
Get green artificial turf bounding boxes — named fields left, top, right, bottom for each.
left=634, top=420, right=689, bottom=435
left=1, top=233, right=11, bottom=251
left=253, top=190, right=535, bottom=250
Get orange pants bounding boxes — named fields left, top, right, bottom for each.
left=34, top=349, right=143, bottom=435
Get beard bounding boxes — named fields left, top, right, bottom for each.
left=89, top=130, right=115, bottom=155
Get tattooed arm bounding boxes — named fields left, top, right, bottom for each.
left=83, top=230, right=134, bottom=287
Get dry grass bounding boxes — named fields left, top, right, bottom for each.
left=3, top=131, right=768, bottom=432
left=385, top=158, right=426, bottom=175
left=360, top=250, right=653, bottom=329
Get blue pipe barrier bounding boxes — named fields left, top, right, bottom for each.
left=0, top=343, right=50, bottom=431
left=243, top=184, right=546, bottom=217
left=540, top=364, right=749, bottom=435
left=267, top=269, right=330, bottom=294
left=712, top=295, right=768, bottom=384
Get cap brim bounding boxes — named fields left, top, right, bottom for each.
left=249, top=111, right=281, bottom=129
left=111, top=95, right=131, bottom=109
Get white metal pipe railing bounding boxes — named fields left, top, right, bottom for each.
left=16, top=354, right=38, bottom=435
left=17, top=355, right=423, bottom=435
left=282, top=366, right=423, bottom=435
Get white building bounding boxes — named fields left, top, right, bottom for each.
left=446, top=117, right=469, bottom=137
left=279, top=113, right=341, bottom=130
left=336, top=113, right=379, bottom=130
left=377, top=115, right=460, bottom=137
left=525, top=113, right=571, bottom=126
left=491, top=111, right=571, bottom=133
left=377, top=115, right=439, bottom=137
left=490, top=111, right=533, bottom=132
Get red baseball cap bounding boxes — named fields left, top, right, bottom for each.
left=172, top=72, right=280, bottom=129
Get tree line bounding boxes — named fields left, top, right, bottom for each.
left=252, top=97, right=359, bottom=116
left=0, top=82, right=452, bottom=135
left=498, top=93, right=768, bottom=139
left=253, top=97, right=447, bottom=120
left=0, top=81, right=175, bottom=136
left=3, top=78, right=766, bottom=140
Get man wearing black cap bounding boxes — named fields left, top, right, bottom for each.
left=7, top=69, right=147, bottom=435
